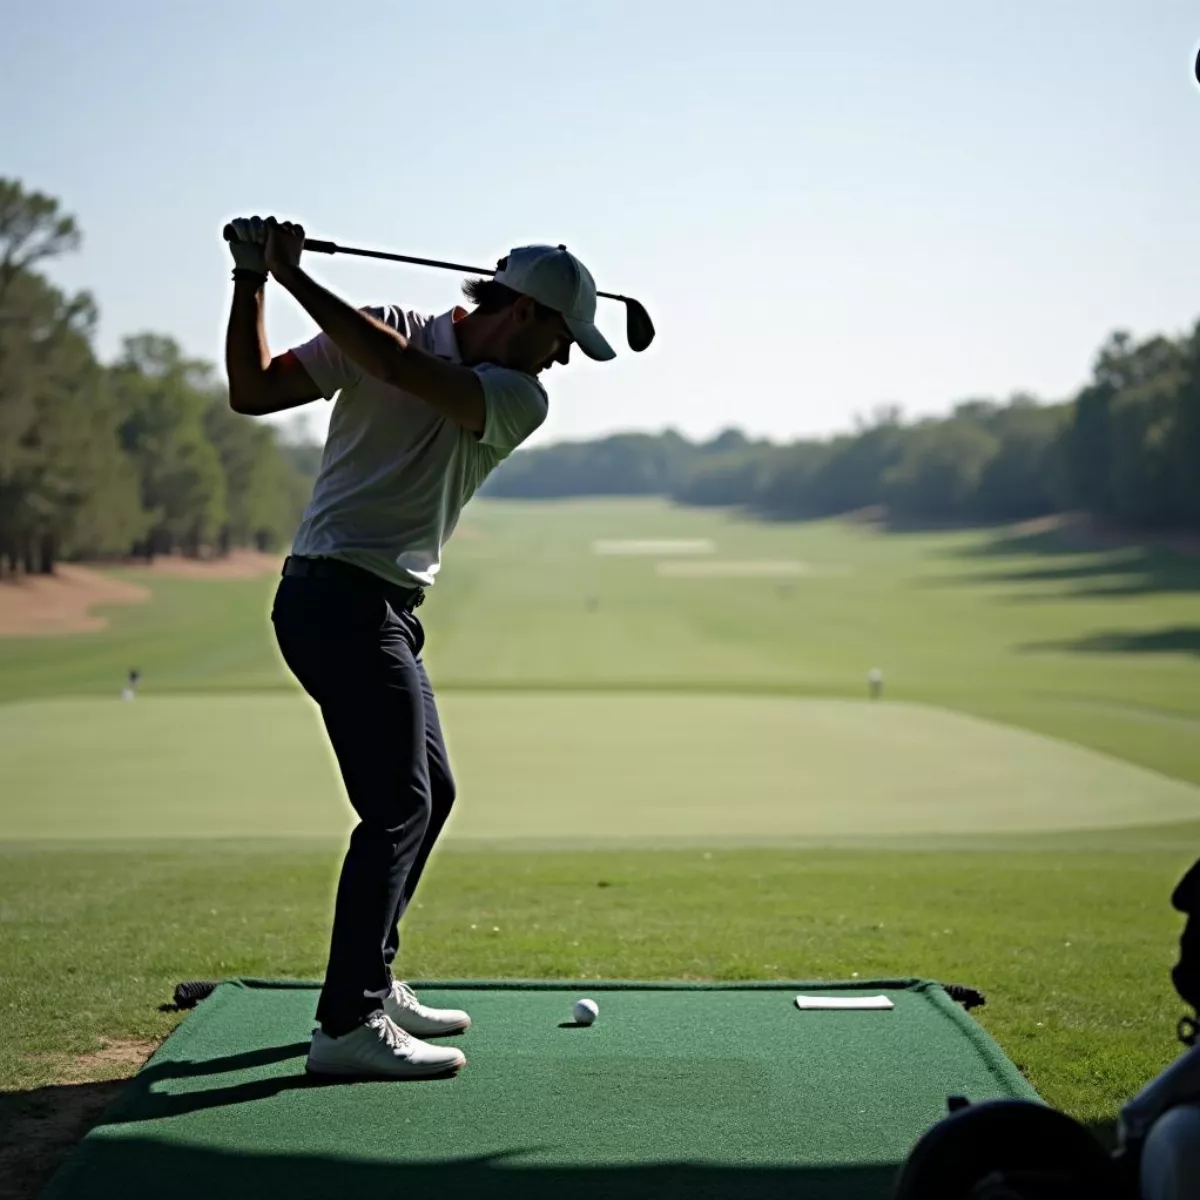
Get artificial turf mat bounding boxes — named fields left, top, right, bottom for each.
left=40, top=978, right=1041, bottom=1200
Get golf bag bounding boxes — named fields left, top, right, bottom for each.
left=1169, top=857, right=1200, bottom=1022
left=892, top=856, right=1200, bottom=1199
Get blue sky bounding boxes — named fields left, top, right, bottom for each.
left=4, top=1, right=1199, bottom=447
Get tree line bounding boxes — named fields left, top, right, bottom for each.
left=0, top=179, right=316, bottom=578
left=6, top=174, right=1196, bottom=582
left=486, top=328, right=1200, bottom=530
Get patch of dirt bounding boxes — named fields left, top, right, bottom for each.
left=23, top=1038, right=159, bottom=1081
left=127, top=548, right=284, bottom=580
left=0, top=1039, right=158, bottom=1200
left=1006, top=514, right=1072, bottom=538
left=840, top=505, right=887, bottom=525
left=0, top=550, right=284, bottom=637
left=0, top=566, right=150, bottom=637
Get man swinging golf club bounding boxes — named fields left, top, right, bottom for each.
left=224, top=214, right=622, bottom=1080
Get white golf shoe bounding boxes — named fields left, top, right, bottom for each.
left=306, top=1011, right=466, bottom=1080
left=384, top=981, right=472, bottom=1037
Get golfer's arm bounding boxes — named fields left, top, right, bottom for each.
left=225, top=278, right=321, bottom=415
left=272, top=264, right=486, bottom=433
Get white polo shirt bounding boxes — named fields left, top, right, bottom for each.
left=289, top=305, right=548, bottom=590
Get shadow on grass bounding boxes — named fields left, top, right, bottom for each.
left=11, top=1049, right=905, bottom=1200
left=10, top=1042, right=909, bottom=1200
left=27, top=1104, right=1134, bottom=1200
left=1020, top=627, right=1200, bottom=658
left=7, top=1055, right=1133, bottom=1200
left=0, top=1078, right=128, bottom=1200
left=0, top=1044, right=312, bottom=1200
left=877, top=515, right=1016, bottom=535
left=38, top=1138, right=905, bottom=1200
left=929, top=523, right=1200, bottom=600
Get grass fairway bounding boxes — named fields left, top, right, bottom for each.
left=1, top=500, right=1198, bottom=1188
left=2, top=500, right=1196, bottom=782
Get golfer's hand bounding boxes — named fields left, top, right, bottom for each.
left=264, top=217, right=305, bottom=277
left=226, top=215, right=268, bottom=275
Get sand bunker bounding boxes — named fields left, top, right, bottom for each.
left=134, top=549, right=283, bottom=580
left=0, top=566, right=151, bottom=637
left=592, top=539, right=715, bottom=556
left=0, top=551, right=284, bottom=636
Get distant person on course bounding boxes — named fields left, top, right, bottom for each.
left=223, top=214, right=618, bottom=1080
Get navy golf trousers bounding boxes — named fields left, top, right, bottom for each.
left=271, top=564, right=455, bottom=1036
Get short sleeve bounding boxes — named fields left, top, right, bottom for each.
left=289, top=305, right=399, bottom=401
left=476, top=364, right=549, bottom=452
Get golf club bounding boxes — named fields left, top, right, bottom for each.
left=222, top=225, right=654, bottom=352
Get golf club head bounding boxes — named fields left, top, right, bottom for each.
left=624, top=298, right=655, bottom=352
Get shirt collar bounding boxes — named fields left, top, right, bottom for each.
left=429, top=306, right=467, bottom=362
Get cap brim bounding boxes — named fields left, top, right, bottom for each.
left=565, top=316, right=616, bottom=362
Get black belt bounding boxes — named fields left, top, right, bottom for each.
left=282, top=555, right=424, bottom=609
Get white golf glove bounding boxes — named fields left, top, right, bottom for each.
left=226, top=216, right=268, bottom=275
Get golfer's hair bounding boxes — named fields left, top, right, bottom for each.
left=461, top=278, right=517, bottom=312
left=462, top=277, right=556, bottom=320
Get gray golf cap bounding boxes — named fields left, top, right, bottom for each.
left=494, top=244, right=616, bottom=362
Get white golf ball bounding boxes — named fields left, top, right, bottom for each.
left=573, top=998, right=599, bottom=1025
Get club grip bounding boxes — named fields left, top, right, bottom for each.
left=220, top=225, right=337, bottom=256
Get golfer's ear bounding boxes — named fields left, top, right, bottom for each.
left=511, top=294, right=537, bottom=324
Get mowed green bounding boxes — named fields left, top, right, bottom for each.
left=3, top=694, right=1200, bottom=841
left=1, top=499, right=1199, bottom=1136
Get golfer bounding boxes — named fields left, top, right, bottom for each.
left=223, top=215, right=617, bottom=1080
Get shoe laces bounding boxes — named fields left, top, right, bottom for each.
left=367, top=1010, right=414, bottom=1052
left=392, top=981, right=420, bottom=1011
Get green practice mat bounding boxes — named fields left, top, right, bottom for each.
left=41, top=978, right=1041, bottom=1200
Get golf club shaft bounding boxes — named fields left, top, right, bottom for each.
left=303, top=238, right=630, bottom=303
left=304, top=240, right=492, bottom=277
left=220, top=223, right=653, bottom=350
